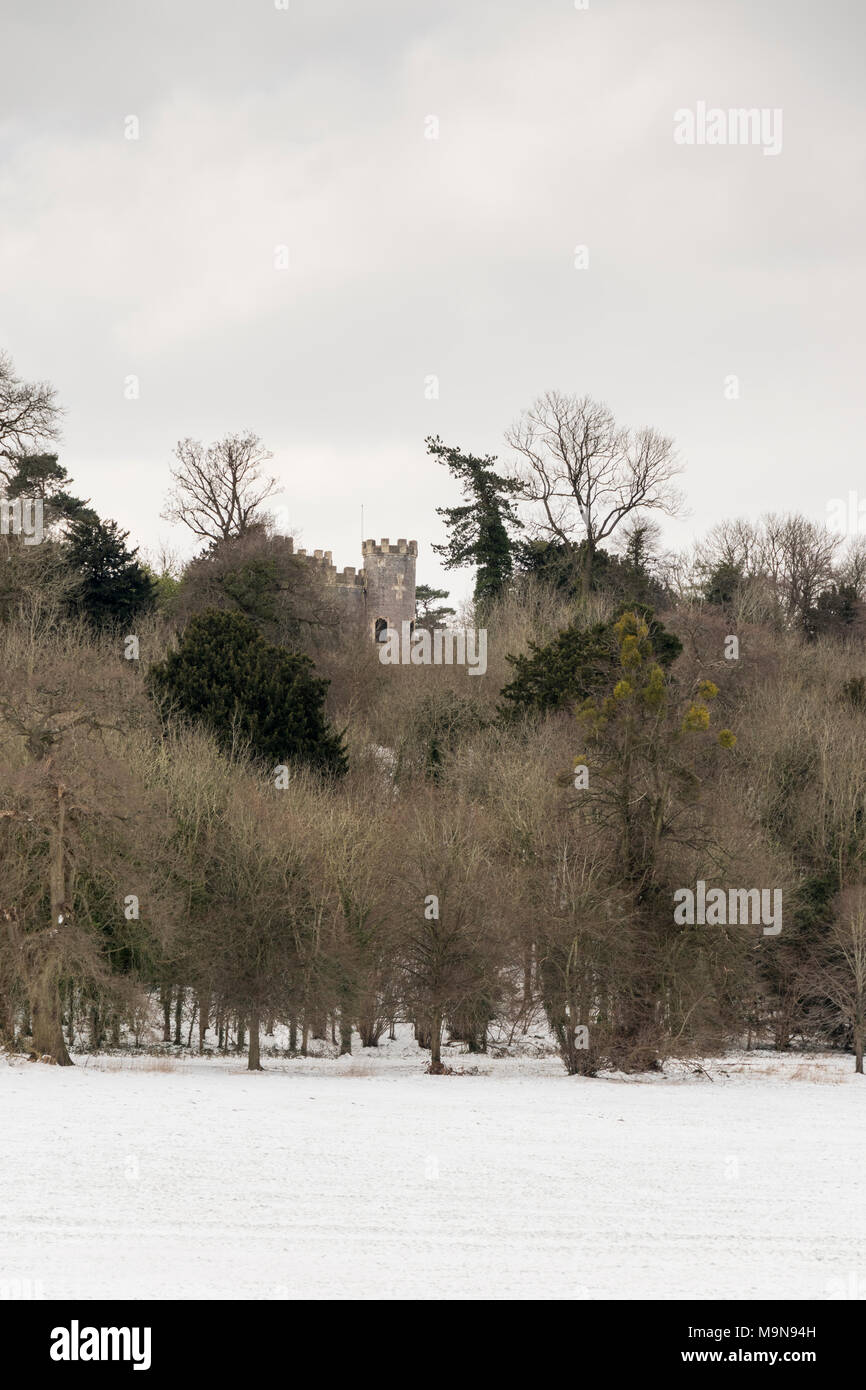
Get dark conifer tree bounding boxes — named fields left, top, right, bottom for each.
left=66, top=515, right=155, bottom=628
left=148, top=609, right=347, bottom=776
left=427, top=437, right=522, bottom=608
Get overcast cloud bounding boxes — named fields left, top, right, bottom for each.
left=1, top=0, right=864, bottom=599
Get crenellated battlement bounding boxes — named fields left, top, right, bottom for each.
left=285, top=537, right=366, bottom=586
left=362, top=538, right=418, bottom=558
left=285, top=535, right=417, bottom=636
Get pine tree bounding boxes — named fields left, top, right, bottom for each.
left=66, top=515, right=155, bottom=628
left=414, top=584, right=455, bottom=631
left=428, top=437, right=522, bottom=608
left=3, top=452, right=94, bottom=528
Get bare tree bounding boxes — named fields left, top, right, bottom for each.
left=820, top=887, right=866, bottom=1074
left=505, top=391, right=683, bottom=594
left=0, top=629, right=161, bottom=1063
left=323, top=800, right=400, bottom=1052
left=837, top=535, right=866, bottom=599
left=162, top=432, right=279, bottom=545
left=759, top=513, right=839, bottom=628
left=397, top=795, right=504, bottom=1072
left=0, top=351, right=62, bottom=481
left=702, top=518, right=762, bottom=575
left=172, top=529, right=342, bottom=649
left=699, top=514, right=841, bottom=629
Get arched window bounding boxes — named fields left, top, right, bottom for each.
left=374, top=617, right=389, bottom=642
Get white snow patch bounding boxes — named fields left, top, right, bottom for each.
left=1, top=1045, right=864, bottom=1300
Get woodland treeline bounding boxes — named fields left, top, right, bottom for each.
left=2, top=355, right=865, bottom=1074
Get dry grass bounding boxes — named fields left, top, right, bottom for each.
left=721, top=1058, right=847, bottom=1084
left=94, top=1056, right=179, bottom=1073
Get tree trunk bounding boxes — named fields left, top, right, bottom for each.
left=64, top=984, right=76, bottom=1049
left=855, top=1022, right=863, bottom=1075
left=174, top=989, right=183, bottom=1046
left=429, top=1010, right=443, bottom=1072
left=161, top=986, right=172, bottom=1042
left=248, top=1010, right=262, bottom=1071
left=289, top=1018, right=297, bottom=1053
left=236, top=1018, right=245, bottom=1051
left=522, top=944, right=533, bottom=1019
left=339, top=1012, right=352, bottom=1056
left=0, top=992, right=13, bottom=1047
left=198, top=993, right=209, bottom=1053
left=36, top=783, right=73, bottom=1064
left=580, top=536, right=595, bottom=597
left=359, top=1016, right=381, bottom=1048
left=31, top=965, right=72, bottom=1065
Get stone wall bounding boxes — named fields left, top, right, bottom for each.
left=287, top=536, right=417, bottom=638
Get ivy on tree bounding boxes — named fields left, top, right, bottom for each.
left=427, top=436, right=522, bottom=608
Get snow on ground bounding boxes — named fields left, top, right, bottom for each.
left=1, top=1034, right=864, bottom=1301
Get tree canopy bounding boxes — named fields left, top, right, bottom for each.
left=148, top=609, right=347, bottom=776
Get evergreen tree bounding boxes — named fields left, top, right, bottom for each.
left=619, top=518, right=665, bottom=606
left=66, top=515, right=155, bottom=628
left=571, top=609, right=738, bottom=1068
left=500, top=603, right=682, bottom=718
left=428, top=436, right=522, bottom=608
left=514, top=537, right=588, bottom=596
left=805, top=582, right=858, bottom=640
left=516, top=527, right=666, bottom=607
left=703, top=559, right=744, bottom=610
left=3, top=452, right=94, bottom=529
left=148, top=610, right=347, bottom=776
left=414, top=583, right=455, bottom=631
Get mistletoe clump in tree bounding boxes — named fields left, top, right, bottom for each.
left=148, top=610, right=347, bottom=776
left=574, top=608, right=735, bottom=893
left=571, top=609, right=738, bottom=1068
left=499, top=603, right=682, bottom=719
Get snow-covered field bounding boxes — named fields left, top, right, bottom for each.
left=2, top=1037, right=864, bottom=1301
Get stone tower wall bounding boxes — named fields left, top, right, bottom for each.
left=362, top=538, right=417, bottom=639
left=286, top=536, right=417, bottom=636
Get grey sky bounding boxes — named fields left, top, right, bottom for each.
left=1, top=0, right=864, bottom=602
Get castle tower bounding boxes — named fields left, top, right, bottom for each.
left=363, top=538, right=417, bottom=642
